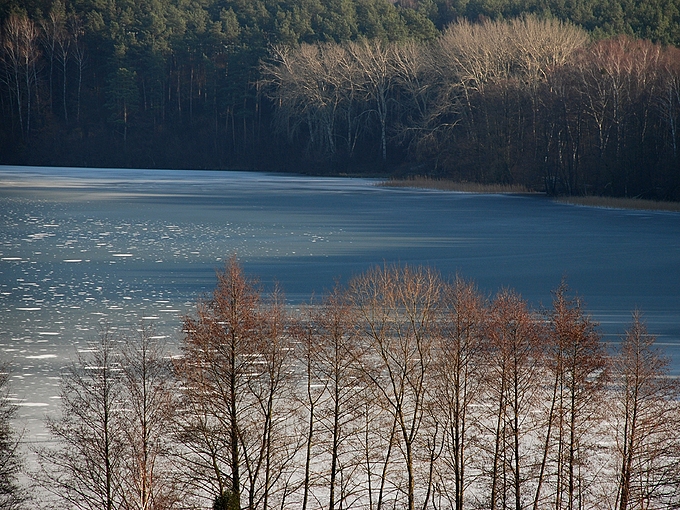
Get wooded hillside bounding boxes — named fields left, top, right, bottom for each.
left=1, top=0, right=679, bottom=199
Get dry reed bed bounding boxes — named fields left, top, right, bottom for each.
left=380, top=177, right=680, bottom=212
left=377, top=177, right=533, bottom=194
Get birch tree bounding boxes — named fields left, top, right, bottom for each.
left=1, top=13, right=41, bottom=138
left=68, top=13, right=86, bottom=123
left=262, top=43, right=350, bottom=157
left=347, top=39, right=397, bottom=162
left=41, top=1, right=70, bottom=121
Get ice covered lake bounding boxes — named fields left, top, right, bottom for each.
left=1, top=165, right=680, bottom=443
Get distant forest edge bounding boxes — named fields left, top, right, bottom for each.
left=1, top=0, right=680, bottom=200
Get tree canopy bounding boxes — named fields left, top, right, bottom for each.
left=1, top=0, right=680, bottom=199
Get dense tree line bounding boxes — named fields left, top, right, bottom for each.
left=1, top=0, right=680, bottom=198
left=32, top=258, right=680, bottom=509
left=0, top=0, right=437, bottom=169
left=262, top=17, right=680, bottom=198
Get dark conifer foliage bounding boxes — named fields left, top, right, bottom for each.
left=1, top=0, right=680, bottom=199
left=0, top=0, right=436, bottom=170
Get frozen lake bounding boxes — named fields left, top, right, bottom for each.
left=1, top=166, right=680, bottom=443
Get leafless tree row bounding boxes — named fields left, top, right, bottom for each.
left=262, top=16, right=680, bottom=198
left=35, top=258, right=680, bottom=509
left=0, top=3, right=86, bottom=140
left=261, top=40, right=403, bottom=162
left=34, top=325, right=181, bottom=510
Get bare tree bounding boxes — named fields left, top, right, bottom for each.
left=262, top=43, right=349, bottom=157
left=68, top=13, right=86, bottom=123
left=611, top=312, right=680, bottom=510
left=175, top=256, right=261, bottom=508
left=302, top=287, right=365, bottom=510
left=119, top=323, right=181, bottom=510
left=432, top=18, right=517, bottom=176
left=263, top=41, right=386, bottom=161
left=41, top=1, right=70, bottom=120
left=239, top=286, right=300, bottom=510
left=436, top=18, right=506, bottom=100
left=539, top=283, right=608, bottom=510
left=511, top=15, right=587, bottom=163
left=36, top=327, right=125, bottom=510
left=539, top=56, right=585, bottom=195
left=657, top=45, right=680, bottom=160
left=347, top=40, right=397, bottom=162
left=1, top=13, right=41, bottom=138
left=390, top=40, right=433, bottom=154
left=432, top=276, right=487, bottom=510
left=510, top=16, right=587, bottom=86
left=482, top=289, right=545, bottom=510
left=349, top=264, right=442, bottom=510
left=291, top=312, right=322, bottom=510
left=430, top=16, right=587, bottom=181
left=573, top=36, right=667, bottom=194
left=176, top=257, right=300, bottom=510
left=0, top=365, right=25, bottom=510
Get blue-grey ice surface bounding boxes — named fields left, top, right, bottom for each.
left=1, top=166, right=680, bottom=443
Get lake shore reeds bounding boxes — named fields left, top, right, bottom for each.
left=379, top=177, right=680, bottom=212
left=555, top=195, right=680, bottom=212
left=377, top=176, right=534, bottom=194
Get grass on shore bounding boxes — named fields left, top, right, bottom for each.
left=378, top=176, right=533, bottom=194
left=556, top=195, right=680, bottom=212
left=379, top=176, right=680, bottom=212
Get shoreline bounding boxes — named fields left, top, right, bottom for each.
left=554, top=195, right=680, bottom=213
left=5, top=165, right=680, bottom=213
left=379, top=177, right=680, bottom=212
left=377, top=177, right=535, bottom=194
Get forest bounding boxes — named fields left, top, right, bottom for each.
left=0, top=258, right=677, bottom=509
left=1, top=0, right=680, bottom=199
